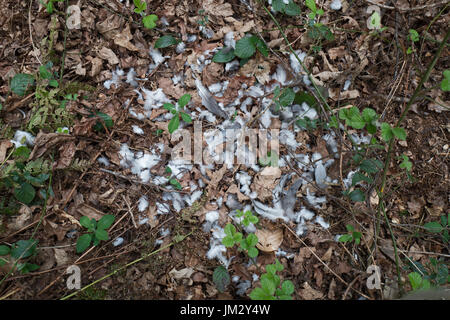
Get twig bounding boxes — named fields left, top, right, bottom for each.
left=365, top=0, right=449, bottom=11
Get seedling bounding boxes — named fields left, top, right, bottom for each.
left=222, top=223, right=259, bottom=258
left=423, top=214, right=449, bottom=244
left=40, top=0, right=64, bottom=14
left=213, top=265, right=231, bottom=293
left=441, top=70, right=450, bottom=91
left=250, top=259, right=294, bottom=300
left=164, top=166, right=182, bottom=190
left=338, top=224, right=362, bottom=245
left=270, top=0, right=301, bottom=16
left=164, top=94, right=192, bottom=134
left=407, top=29, right=420, bottom=54
left=76, top=215, right=115, bottom=253
left=133, top=0, right=158, bottom=29
left=213, top=34, right=268, bottom=64
left=0, top=239, right=40, bottom=274
left=405, top=257, right=448, bottom=291
left=236, top=209, right=259, bottom=227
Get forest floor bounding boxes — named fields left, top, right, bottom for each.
left=0, top=0, right=448, bottom=300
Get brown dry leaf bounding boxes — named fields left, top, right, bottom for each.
left=157, top=77, right=184, bottom=99
left=407, top=197, right=425, bottom=215
left=0, top=140, right=12, bottom=163
left=320, top=246, right=333, bottom=262
left=328, top=46, right=346, bottom=60
left=328, top=278, right=337, bottom=299
left=315, top=71, right=341, bottom=82
left=54, top=248, right=70, bottom=267
left=29, top=132, right=74, bottom=160
left=87, top=56, right=103, bottom=77
left=169, top=267, right=195, bottom=280
left=202, top=63, right=223, bottom=87
left=98, top=47, right=119, bottom=65
left=76, top=203, right=105, bottom=221
left=251, top=166, right=281, bottom=201
left=427, top=97, right=448, bottom=113
left=329, top=88, right=360, bottom=100
left=300, top=282, right=324, bottom=300
left=55, top=141, right=76, bottom=169
left=206, top=165, right=227, bottom=196
left=227, top=184, right=249, bottom=202
left=255, top=228, right=283, bottom=252
left=203, top=0, right=233, bottom=17
left=9, top=205, right=32, bottom=231
left=96, top=14, right=122, bottom=39
left=239, top=56, right=271, bottom=85
left=59, top=211, right=82, bottom=227
left=114, top=24, right=139, bottom=51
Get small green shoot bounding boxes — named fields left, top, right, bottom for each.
left=76, top=215, right=115, bottom=253
left=164, top=94, right=192, bottom=134
left=338, top=224, right=362, bottom=245
left=250, top=259, right=294, bottom=300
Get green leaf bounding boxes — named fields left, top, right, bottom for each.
left=222, top=236, right=235, bottom=247
left=281, top=280, right=294, bottom=295
left=234, top=36, right=256, bottom=59
left=399, top=154, right=412, bottom=172
left=274, top=259, right=284, bottom=272
left=212, top=47, right=236, bottom=63
left=441, top=70, right=450, bottom=91
left=249, top=287, right=273, bottom=300
left=346, top=224, right=355, bottom=232
left=306, top=0, right=316, bottom=12
left=423, top=221, right=444, bottom=233
left=440, top=215, right=447, bottom=227
left=95, top=229, right=109, bottom=241
left=10, top=73, right=35, bottom=97
left=93, top=112, right=114, bottom=130
left=169, top=178, right=182, bottom=190
left=338, top=234, right=353, bottom=242
left=246, top=233, right=259, bottom=247
left=98, top=215, right=115, bottom=230
left=39, top=65, right=53, bottom=80
left=392, top=127, right=407, bottom=140
left=408, top=29, right=419, bottom=42
left=155, top=35, right=179, bottom=48
left=0, top=245, right=11, bottom=256
left=261, top=276, right=276, bottom=295
left=178, top=94, right=191, bottom=107
left=362, top=108, right=377, bottom=123
left=329, top=115, right=339, bottom=128
left=180, top=112, right=192, bottom=123
left=360, top=158, right=382, bottom=174
left=254, top=36, right=269, bottom=57
left=14, top=182, right=35, bottom=204
left=133, top=0, right=146, bottom=13
left=284, top=1, right=301, bottom=16
left=381, top=123, right=393, bottom=141
left=278, top=88, right=295, bottom=106
left=408, top=272, right=423, bottom=290
left=272, top=0, right=284, bottom=12
left=76, top=234, right=92, bottom=253
left=213, top=266, right=230, bottom=293
left=224, top=223, right=236, bottom=236
left=18, top=262, right=40, bottom=274
left=142, top=14, right=158, bottom=29
left=349, top=189, right=365, bottom=202
left=168, top=115, right=180, bottom=134
left=10, top=239, right=37, bottom=259
left=248, top=246, right=259, bottom=258
left=80, top=216, right=93, bottom=229
left=352, top=172, right=373, bottom=186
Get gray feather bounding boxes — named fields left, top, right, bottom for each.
left=195, top=78, right=229, bottom=119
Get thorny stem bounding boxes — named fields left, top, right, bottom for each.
left=377, top=28, right=450, bottom=292
left=0, top=165, right=53, bottom=288
left=60, top=230, right=193, bottom=300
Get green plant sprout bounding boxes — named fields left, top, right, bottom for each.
left=40, top=0, right=64, bottom=14
left=76, top=215, right=115, bottom=253
left=213, top=34, right=268, bottom=64
left=407, top=29, right=420, bottom=54
left=164, top=166, right=182, bottom=190
left=250, top=259, right=294, bottom=300
left=0, top=239, right=39, bottom=274
left=164, top=94, right=192, bottom=134
left=338, top=224, right=362, bottom=245
left=236, top=209, right=259, bottom=227
left=423, top=214, right=449, bottom=244
left=133, top=0, right=158, bottom=29
left=270, top=0, right=301, bottom=16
